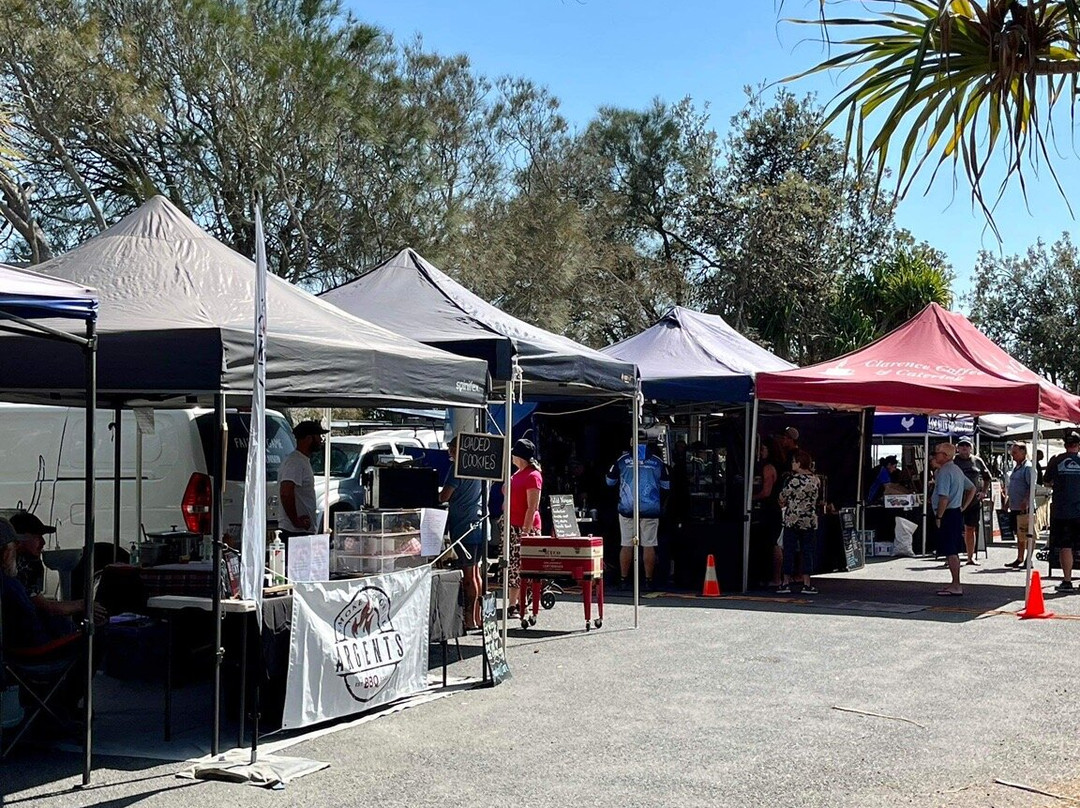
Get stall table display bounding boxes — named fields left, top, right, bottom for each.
left=332, top=510, right=424, bottom=575
left=518, top=536, right=604, bottom=632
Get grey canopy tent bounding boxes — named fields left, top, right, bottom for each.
left=0, top=263, right=97, bottom=784
left=320, top=247, right=636, bottom=397
left=0, top=199, right=489, bottom=773
left=0, top=199, right=489, bottom=409
left=321, top=248, right=647, bottom=634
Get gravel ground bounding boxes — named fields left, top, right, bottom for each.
left=4, top=545, right=1080, bottom=808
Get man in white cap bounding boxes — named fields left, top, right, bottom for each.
left=279, top=420, right=329, bottom=536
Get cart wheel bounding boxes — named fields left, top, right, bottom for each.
left=585, top=622, right=592, bottom=632
left=520, top=619, right=530, bottom=630
left=527, top=614, right=537, bottom=626
left=541, top=592, right=556, bottom=610
left=594, top=618, right=603, bottom=629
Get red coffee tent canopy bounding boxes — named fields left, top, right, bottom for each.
left=755, top=303, right=1080, bottom=421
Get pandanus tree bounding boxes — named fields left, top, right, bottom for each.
left=785, top=1, right=1080, bottom=234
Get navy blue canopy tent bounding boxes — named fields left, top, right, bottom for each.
left=604, top=307, right=798, bottom=594
left=0, top=262, right=97, bottom=322
left=602, top=306, right=794, bottom=403
left=0, top=263, right=97, bottom=784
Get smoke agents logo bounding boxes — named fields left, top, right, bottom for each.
left=333, top=586, right=405, bottom=703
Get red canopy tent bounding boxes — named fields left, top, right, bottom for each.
left=750, top=303, right=1080, bottom=594
left=755, top=303, right=1080, bottom=421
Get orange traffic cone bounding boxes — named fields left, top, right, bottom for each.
left=1019, top=569, right=1054, bottom=619
left=702, top=554, right=721, bottom=597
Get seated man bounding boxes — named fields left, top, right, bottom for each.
left=1, top=518, right=52, bottom=651
left=9, top=512, right=106, bottom=629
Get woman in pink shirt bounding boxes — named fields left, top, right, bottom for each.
left=507, top=439, right=542, bottom=612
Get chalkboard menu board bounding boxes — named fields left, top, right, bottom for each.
left=549, top=494, right=581, bottom=538
left=997, top=508, right=1015, bottom=543
left=481, top=593, right=511, bottom=685
left=454, top=432, right=505, bottom=481
left=839, top=507, right=864, bottom=572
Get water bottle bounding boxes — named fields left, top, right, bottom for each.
left=130, top=541, right=141, bottom=567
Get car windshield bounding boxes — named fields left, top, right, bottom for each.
left=310, top=444, right=362, bottom=478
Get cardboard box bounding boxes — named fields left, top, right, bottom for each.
left=884, top=494, right=922, bottom=509
left=860, top=530, right=877, bottom=557
left=873, top=542, right=895, bottom=557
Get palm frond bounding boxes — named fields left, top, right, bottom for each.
left=783, top=1, right=1080, bottom=234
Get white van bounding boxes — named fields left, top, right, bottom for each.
left=0, top=403, right=295, bottom=550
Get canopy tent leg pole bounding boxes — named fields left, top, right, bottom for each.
left=113, top=406, right=121, bottom=555
left=322, top=407, right=332, bottom=533
left=632, top=382, right=641, bottom=628
left=923, top=433, right=930, bottom=555
left=474, top=405, right=489, bottom=683
left=81, top=319, right=97, bottom=787
left=502, top=378, right=513, bottom=653
left=211, top=394, right=226, bottom=756
left=855, top=410, right=868, bottom=532
left=1025, top=415, right=1040, bottom=599
left=135, top=416, right=143, bottom=544
left=742, top=397, right=759, bottom=594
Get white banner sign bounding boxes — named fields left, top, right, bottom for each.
left=240, top=203, right=269, bottom=619
left=282, top=566, right=432, bottom=729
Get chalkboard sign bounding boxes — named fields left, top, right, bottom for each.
left=997, top=509, right=1015, bottom=543
left=549, top=494, right=580, bottom=538
left=454, top=432, right=505, bottom=481
left=839, top=507, right=864, bottom=572
left=979, top=498, right=993, bottom=551
left=481, top=593, right=511, bottom=686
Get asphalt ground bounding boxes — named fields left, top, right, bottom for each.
left=5, top=544, right=1080, bottom=808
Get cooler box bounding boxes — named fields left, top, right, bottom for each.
left=519, top=536, right=604, bottom=578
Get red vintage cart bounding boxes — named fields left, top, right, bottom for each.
left=518, top=536, right=604, bottom=631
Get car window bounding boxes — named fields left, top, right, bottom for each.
left=311, top=444, right=361, bottom=478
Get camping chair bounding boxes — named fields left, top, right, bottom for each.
left=1, top=631, right=84, bottom=757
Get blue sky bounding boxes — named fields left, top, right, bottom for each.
left=354, top=0, right=1080, bottom=304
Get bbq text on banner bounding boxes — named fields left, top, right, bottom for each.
left=282, top=566, right=432, bottom=729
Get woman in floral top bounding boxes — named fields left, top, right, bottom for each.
left=777, top=449, right=821, bottom=595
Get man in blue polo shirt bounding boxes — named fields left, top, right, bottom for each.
left=608, top=441, right=669, bottom=591
left=1045, top=431, right=1080, bottom=592
left=931, top=442, right=977, bottom=596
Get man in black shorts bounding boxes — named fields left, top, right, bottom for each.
left=954, top=438, right=991, bottom=565
left=1045, top=431, right=1080, bottom=592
